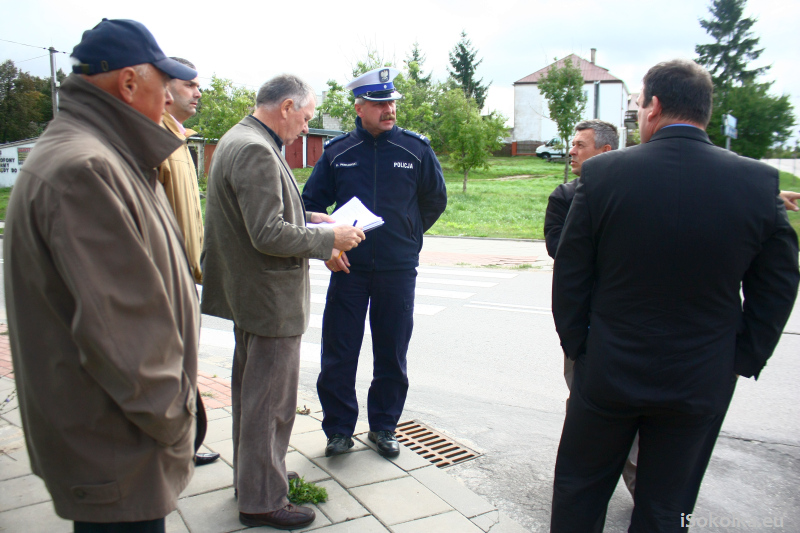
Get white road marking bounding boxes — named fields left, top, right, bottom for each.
left=417, top=267, right=517, bottom=279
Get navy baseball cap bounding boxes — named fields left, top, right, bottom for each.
left=346, top=68, right=403, bottom=101
left=71, top=18, right=197, bottom=80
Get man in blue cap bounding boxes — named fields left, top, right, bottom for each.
left=303, top=67, right=448, bottom=458
left=5, top=19, right=201, bottom=533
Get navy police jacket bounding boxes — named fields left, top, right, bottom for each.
left=302, top=117, right=447, bottom=271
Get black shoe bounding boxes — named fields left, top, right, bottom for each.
left=325, top=434, right=354, bottom=457
left=368, top=430, right=400, bottom=458
left=239, top=503, right=315, bottom=529
left=195, top=452, right=220, bottom=466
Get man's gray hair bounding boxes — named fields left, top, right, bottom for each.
left=256, top=74, right=315, bottom=110
left=169, top=57, right=196, bottom=70
left=575, top=119, right=619, bottom=150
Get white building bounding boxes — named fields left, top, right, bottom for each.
left=513, top=51, right=630, bottom=148
left=0, top=138, right=37, bottom=187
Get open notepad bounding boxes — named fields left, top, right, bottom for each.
left=307, top=197, right=384, bottom=232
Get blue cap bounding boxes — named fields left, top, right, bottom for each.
left=346, top=67, right=402, bottom=101
left=71, top=19, right=197, bottom=80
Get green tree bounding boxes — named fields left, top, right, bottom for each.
left=193, top=75, right=255, bottom=141
left=394, top=43, right=439, bottom=138
left=436, top=89, right=507, bottom=192
left=695, top=0, right=768, bottom=89
left=695, top=0, right=795, bottom=158
left=537, top=57, right=587, bottom=182
left=447, top=31, right=491, bottom=110
left=0, top=60, right=65, bottom=143
left=707, top=83, right=794, bottom=158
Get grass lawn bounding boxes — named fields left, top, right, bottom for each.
left=779, top=170, right=800, bottom=239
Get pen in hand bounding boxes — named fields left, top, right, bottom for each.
left=337, top=220, right=358, bottom=258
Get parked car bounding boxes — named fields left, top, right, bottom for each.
left=536, top=138, right=566, bottom=161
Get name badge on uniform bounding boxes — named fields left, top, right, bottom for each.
left=393, top=161, right=414, bottom=169
left=335, top=161, right=359, bottom=168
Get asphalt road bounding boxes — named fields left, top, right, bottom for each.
left=1, top=242, right=798, bottom=532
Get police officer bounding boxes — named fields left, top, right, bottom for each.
left=303, top=67, right=447, bottom=458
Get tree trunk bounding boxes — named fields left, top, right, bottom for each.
left=463, top=168, right=469, bottom=193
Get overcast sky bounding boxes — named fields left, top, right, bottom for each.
left=4, top=0, right=798, bottom=143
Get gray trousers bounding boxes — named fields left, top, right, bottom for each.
left=232, top=327, right=301, bottom=513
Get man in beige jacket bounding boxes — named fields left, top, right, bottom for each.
left=202, top=74, right=364, bottom=530
left=4, top=19, right=200, bottom=533
left=159, top=56, right=205, bottom=285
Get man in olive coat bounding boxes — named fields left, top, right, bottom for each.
left=4, top=19, right=200, bottom=532
left=201, top=74, right=363, bottom=530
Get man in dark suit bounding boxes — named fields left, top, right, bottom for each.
left=550, top=59, right=799, bottom=532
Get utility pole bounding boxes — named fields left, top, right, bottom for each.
left=49, top=47, right=58, bottom=116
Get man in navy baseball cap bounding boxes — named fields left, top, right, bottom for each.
left=72, top=18, right=196, bottom=80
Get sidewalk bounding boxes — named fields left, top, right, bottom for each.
left=419, top=236, right=551, bottom=269
left=0, top=309, right=529, bottom=532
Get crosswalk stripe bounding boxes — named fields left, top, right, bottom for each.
left=416, top=288, right=474, bottom=299
left=464, top=304, right=552, bottom=315
left=417, top=277, right=496, bottom=288
left=417, top=267, right=517, bottom=279
left=199, top=327, right=321, bottom=362
left=470, top=301, right=551, bottom=312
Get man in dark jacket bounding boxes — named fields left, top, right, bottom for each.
left=302, top=67, right=447, bottom=458
left=551, top=59, right=799, bottom=532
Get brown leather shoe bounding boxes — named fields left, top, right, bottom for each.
left=239, top=504, right=315, bottom=529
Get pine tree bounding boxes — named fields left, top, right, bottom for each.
left=447, top=31, right=491, bottom=110
left=695, top=0, right=768, bottom=88
left=404, top=42, right=432, bottom=86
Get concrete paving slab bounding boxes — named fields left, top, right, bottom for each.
left=206, top=407, right=232, bottom=422
left=296, top=394, right=323, bottom=414
left=313, top=449, right=407, bottom=489
left=314, top=479, right=369, bottom=524
left=0, top=405, right=21, bottom=427
left=0, top=499, right=70, bottom=532
left=178, top=487, right=243, bottom=533
left=204, top=415, right=233, bottom=444
left=491, top=512, right=533, bottom=533
left=409, top=465, right=495, bottom=518
left=470, top=510, right=499, bottom=532
left=0, top=376, right=14, bottom=393
left=293, top=413, right=323, bottom=434
left=350, top=476, right=452, bottom=526
left=0, top=473, right=52, bottom=512
left=205, top=438, right=234, bottom=467
left=355, top=435, right=431, bottom=472
left=391, top=510, right=484, bottom=532
left=286, top=451, right=329, bottom=483
left=166, top=508, right=190, bottom=533
left=0, top=448, right=31, bottom=481
left=181, top=456, right=233, bottom=497
left=311, top=515, right=388, bottom=532
left=290, top=430, right=368, bottom=459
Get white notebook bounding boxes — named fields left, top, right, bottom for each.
left=307, top=197, right=384, bottom=232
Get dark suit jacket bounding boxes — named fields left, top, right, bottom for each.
left=553, top=126, right=799, bottom=414
left=544, top=178, right=578, bottom=259
left=201, top=116, right=335, bottom=337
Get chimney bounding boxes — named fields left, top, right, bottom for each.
left=591, top=48, right=596, bottom=64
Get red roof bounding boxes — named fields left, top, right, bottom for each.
left=515, top=54, right=622, bottom=84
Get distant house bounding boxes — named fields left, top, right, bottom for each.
left=513, top=50, right=630, bottom=150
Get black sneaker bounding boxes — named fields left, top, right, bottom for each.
left=325, top=434, right=354, bottom=457
left=368, top=430, right=400, bottom=458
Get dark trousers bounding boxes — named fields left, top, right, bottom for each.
left=74, top=518, right=165, bottom=533
left=318, top=269, right=416, bottom=437
left=551, top=382, right=727, bottom=533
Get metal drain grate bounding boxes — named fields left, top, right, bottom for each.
left=395, top=420, right=481, bottom=468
